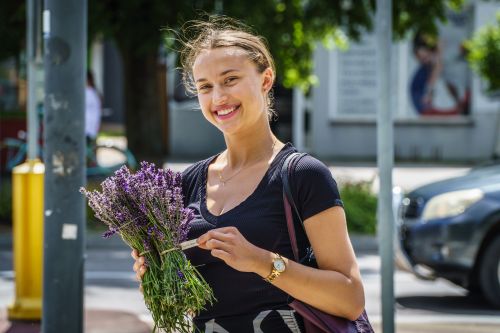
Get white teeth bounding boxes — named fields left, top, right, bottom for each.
left=217, top=107, right=237, bottom=116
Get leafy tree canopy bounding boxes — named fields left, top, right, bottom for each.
left=0, top=2, right=25, bottom=62
left=88, top=0, right=465, bottom=90
left=3, top=0, right=465, bottom=89
left=465, top=11, right=500, bottom=92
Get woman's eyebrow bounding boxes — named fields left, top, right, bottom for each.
left=219, top=69, right=239, bottom=76
left=195, top=69, right=240, bottom=83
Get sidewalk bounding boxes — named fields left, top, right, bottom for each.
left=2, top=233, right=500, bottom=332
left=0, top=308, right=152, bottom=333
left=0, top=232, right=376, bottom=333
left=0, top=160, right=485, bottom=333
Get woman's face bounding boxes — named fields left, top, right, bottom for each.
left=192, top=46, right=273, bottom=135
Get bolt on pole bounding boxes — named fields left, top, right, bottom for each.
left=42, top=1, right=87, bottom=332
left=376, top=0, right=395, bottom=332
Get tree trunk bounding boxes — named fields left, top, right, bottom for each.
left=121, top=48, right=168, bottom=163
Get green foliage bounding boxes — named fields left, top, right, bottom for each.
left=465, top=12, right=500, bottom=93
left=1, top=0, right=467, bottom=88
left=0, top=178, right=12, bottom=224
left=0, top=2, right=25, bottom=62
left=340, top=181, right=377, bottom=235
left=392, top=0, right=465, bottom=39
left=87, top=0, right=465, bottom=90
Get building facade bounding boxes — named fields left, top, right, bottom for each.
left=308, top=1, right=500, bottom=162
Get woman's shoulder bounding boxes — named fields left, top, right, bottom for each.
left=287, top=153, right=344, bottom=220
left=289, top=153, right=333, bottom=181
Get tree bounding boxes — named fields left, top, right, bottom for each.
left=0, top=2, right=25, bottom=63
left=2, top=0, right=464, bottom=160
left=465, top=11, right=500, bottom=93
left=88, top=0, right=467, bottom=160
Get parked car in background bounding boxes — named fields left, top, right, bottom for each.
left=395, top=161, right=500, bottom=308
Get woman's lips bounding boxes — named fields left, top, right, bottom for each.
left=215, top=105, right=240, bottom=121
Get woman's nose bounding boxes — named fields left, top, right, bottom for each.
left=212, top=86, right=228, bottom=105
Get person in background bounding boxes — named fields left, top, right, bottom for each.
left=85, top=70, right=102, bottom=165
left=410, top=32, right=468, bottom=116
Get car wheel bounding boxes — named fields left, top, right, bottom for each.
left=479, top=234, right=500, bottom=309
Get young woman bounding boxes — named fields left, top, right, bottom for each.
left=132, top=17, right=365, bottom=333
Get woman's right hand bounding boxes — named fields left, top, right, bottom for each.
left=131, top=249, right=147, bottom=291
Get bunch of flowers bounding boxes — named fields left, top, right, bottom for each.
left=81, top=162, right=215, bottom=333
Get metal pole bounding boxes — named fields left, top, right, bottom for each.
left=292, top=88, right=305, bottom=151
left=376, top=0, right=395, bottom=332
left=27, top=0, right=41, bottom=160
left=42, top=1, right=87, bottom=332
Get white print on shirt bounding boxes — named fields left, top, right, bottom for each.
left=204, top=309, right=302, bottom=333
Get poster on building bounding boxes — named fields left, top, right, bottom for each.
left=327, top=5, right=474, bottom=120
left=408, top=6, right=473, bottom=117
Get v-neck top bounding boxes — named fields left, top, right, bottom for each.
left=181, top=143, right=344, bottom=333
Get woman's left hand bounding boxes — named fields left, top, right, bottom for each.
left=197, top=226, right=269, bottom=274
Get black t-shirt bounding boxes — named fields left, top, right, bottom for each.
left=182, top=143, right=344, bottom=333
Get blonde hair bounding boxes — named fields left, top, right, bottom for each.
left=177, top=16, right=276, bottom=120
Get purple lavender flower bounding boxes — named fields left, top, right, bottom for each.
left=81, top=163, right=215, bottom=333
left=176, top=269, right=186, bottom=281
left=177, top=209, right=194, bottom=243
left=82, top=163, right=195, bottom=253
left=103, top=227, right=117, bottom=239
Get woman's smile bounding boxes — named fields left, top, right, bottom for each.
left=213, top=104, right=241, bottom=121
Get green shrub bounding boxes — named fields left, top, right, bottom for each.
left=340, top=181, right=377, bottom=235
left=465, top=12, right=500, bottom=93
left=0, top=178, right=12, bottom=224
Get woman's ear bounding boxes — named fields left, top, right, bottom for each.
left=261, top=67, right=274, bottom=93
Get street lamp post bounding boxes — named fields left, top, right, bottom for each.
left=42, top=1, right=87, bottom=332
left=376, top=0, right=395, bottom=332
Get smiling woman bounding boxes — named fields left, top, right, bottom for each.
left=132, top=16, right=368, bottom=333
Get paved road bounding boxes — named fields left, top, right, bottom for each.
left=1, top=238, right=499, bottom=332
left=2, top=157, right=496, bottom=332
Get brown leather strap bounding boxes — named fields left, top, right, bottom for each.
left=283, top=192, right=299, bottom=261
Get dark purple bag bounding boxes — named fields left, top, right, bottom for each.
left=281, top=153, right=374, bottom=333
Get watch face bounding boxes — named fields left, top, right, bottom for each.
left=274, top=258, right=286, bottom=272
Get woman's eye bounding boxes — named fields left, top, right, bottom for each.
left=198, top=85, right=211, bottom=92
left=224, top=77, right=238, bottom=85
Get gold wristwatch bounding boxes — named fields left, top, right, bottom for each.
left=264, top=253, right=286, bottom=283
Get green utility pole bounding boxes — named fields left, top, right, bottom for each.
left=376, top=0, right=395, bottom=332
left=42, top=1, right=87, bottom=332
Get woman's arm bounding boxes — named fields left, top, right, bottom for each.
left=266, top=206, right=365, bottom=320
left=197, top=206, right=365, bottom=321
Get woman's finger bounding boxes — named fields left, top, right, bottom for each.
left=131, top=249, right=139, bottom=260
left=135, top=265, right=146, bottom=280
left=202, top=238, right=232, bottom=252
left=139, top=265, right=147, bottom=278
left=210, top=248, right=231, bottom=261
left=197, top=229, right=235, bottom=246
left=132, top=257, right=143, bottom=272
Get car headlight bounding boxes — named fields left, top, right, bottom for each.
left=422, top=189, right=483, bottom=221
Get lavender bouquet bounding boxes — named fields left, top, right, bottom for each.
left=81, top=162, right=214, bottom=333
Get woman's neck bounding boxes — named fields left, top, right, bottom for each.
left=222, top=122, right=278, bottom=169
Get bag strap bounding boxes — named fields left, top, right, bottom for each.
left=281, top=152, right=308, bottom=262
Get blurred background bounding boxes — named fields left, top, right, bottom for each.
left=1, top=0, right=500, bottom=332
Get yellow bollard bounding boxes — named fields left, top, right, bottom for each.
left=7, top=159, right=44, bottom=320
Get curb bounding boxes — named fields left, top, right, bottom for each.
left=1, top=231, right=378, bottom=253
